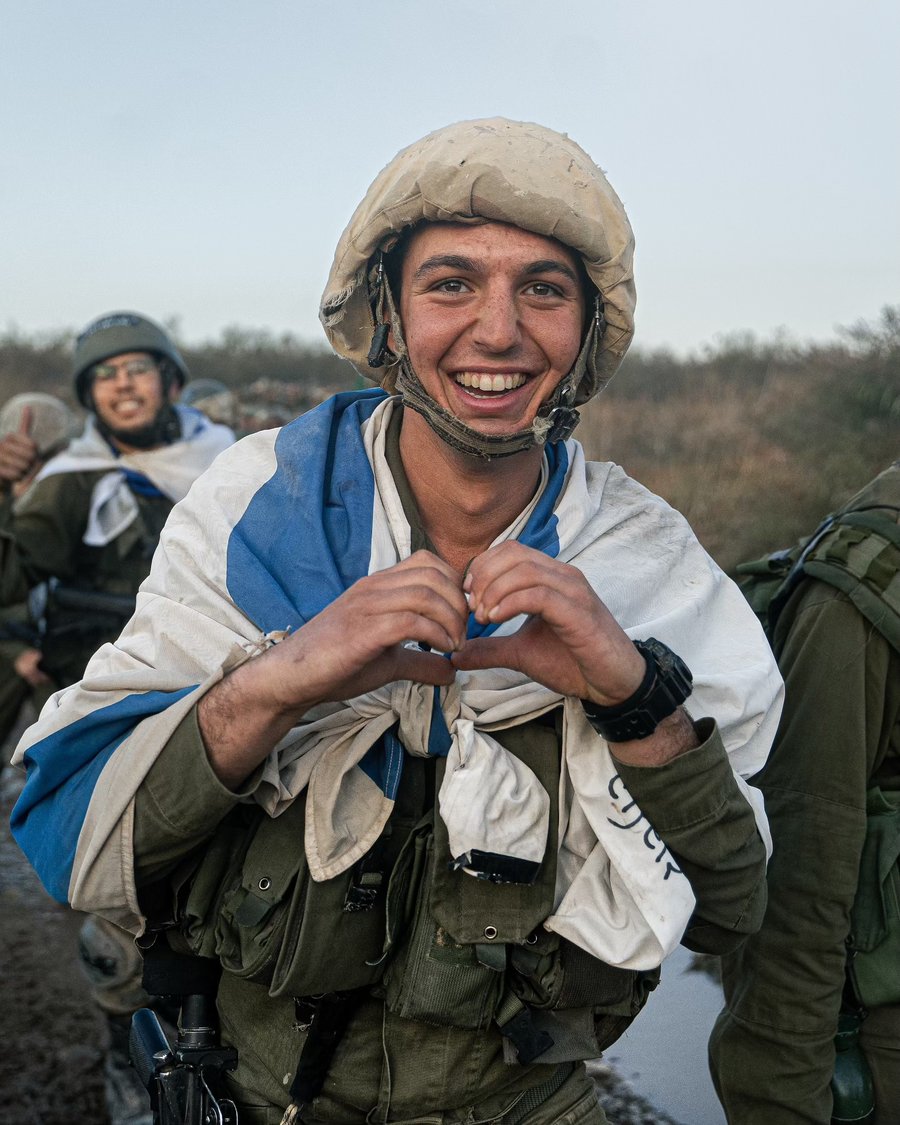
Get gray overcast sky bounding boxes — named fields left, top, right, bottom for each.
left=2, top=0, right=898, bottom=355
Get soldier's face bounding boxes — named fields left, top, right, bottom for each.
left=397, top=221, right=586, bottom=439
left=89, top=352, right=168, bottom=436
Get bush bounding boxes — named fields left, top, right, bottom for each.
left=3, top=306, right=897, bottom=576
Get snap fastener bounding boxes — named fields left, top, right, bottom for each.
left=258, top=877, right=272, bottom=891
left=525, top=933, right=538, bottom=946
left=483, top=925, right=498, bottom=940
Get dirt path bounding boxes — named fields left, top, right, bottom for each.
left=0, top=770, right=108, bottom=1124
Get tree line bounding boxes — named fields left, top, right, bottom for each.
left=2, top=307, right=897, bottom=573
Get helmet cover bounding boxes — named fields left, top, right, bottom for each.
left=319, top=117, right=636, bottom=406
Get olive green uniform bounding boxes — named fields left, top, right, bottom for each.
left=134, top=703, right=765, bottom=1124
left=710, top=465, right=900, bottom=1123
left=131, top=425, right=769, bottom=1124
left=0, top=470, right=172, bottom=688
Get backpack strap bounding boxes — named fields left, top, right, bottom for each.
left=795, top=507, right=900, bottom=651
left=766, top=506, right=900, bottom=646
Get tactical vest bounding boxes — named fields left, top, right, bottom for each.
left=172, top=721, right=659, bottom=1068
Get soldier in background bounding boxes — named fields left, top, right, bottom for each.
left=0, top=312, right=235, bottom=1125
left=0, top=393, right=77, bottom=766
left=710, top=460, right=900, bottom=1124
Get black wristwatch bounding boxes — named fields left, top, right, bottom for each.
left=580, top=637, right=693, bottom=743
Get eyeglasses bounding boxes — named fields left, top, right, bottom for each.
left=91, top=357, right=159, bottom=383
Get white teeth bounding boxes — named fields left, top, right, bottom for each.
left=455, top=372, right=526, bottom=392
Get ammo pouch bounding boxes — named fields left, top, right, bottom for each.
left=380, top=756, right=658, bottom=1063
left=176, top=791, right=388, bottom=999
left=173, top=738, right=658, bottom=1063
left=848, top=785, right=900, bottom=1009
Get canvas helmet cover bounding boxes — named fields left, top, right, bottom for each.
left=73, top=311, right=189, bottom=408
left=319, top=117, right=636, bottom=409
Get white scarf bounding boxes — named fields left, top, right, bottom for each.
left=35, top=406, right=234, bottom=545
left=13, top=394, right=781, bottom=969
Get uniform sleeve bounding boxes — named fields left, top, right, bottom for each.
left=0, top=475, right=92, bottom=604
left=132, top=704, right=263, bottom=886
left=709, top=582, right=898, bottom=1124
left=613, top=717, right=768, bottom=954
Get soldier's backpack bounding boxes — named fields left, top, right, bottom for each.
left=735, top=497, right=900, bottom=1010
left=734, top=504, right=900, bottom=651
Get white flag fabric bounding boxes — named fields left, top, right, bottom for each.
left=11, top=390, right=781, bottom=971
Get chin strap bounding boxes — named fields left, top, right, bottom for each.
left=367, top=256, right=600, bottom=460
left=393, top=360, right=580, bottom=460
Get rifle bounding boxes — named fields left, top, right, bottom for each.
left=130, top=944, right=239, bottom=1124
left=130, top=995, right=239, bottom=1124
left=48, top=585, right=136, bottom=619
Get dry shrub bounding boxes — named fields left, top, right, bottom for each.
left=579, top=312, right=898, bottom=573
left=2, top=307, right=896, bottom=577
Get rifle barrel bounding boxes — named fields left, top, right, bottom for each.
left=52, top=587, right=136, bottom=618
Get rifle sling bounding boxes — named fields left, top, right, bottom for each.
left=288, top=990, right=366, bottom=1106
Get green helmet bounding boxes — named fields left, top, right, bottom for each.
left=73, top=311, right=189, bottom=407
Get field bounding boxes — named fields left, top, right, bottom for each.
left=4, top=306, right=897, bottom=574
left=577, top=312, right=899, bottom=572
left=0, top=308, right=897, bottom=1122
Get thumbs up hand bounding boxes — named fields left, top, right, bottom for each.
left=0, top=406, right=41, bottom=487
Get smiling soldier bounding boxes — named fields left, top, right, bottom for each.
left=0, top=311, right=234, bottom=1124
left=10, top=121, right=783, bottom=1125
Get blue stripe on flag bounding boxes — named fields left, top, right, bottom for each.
left=428, top=686, right=452, bottom=757
left=519, top=440, right=569, bottom=556
left=10, top=686, right=196, bottom=903
left=466, top=440, right=570, bottom=639
left=225, top=389, right=385, bottom=632
left=358, top=728, right=406, bottom=801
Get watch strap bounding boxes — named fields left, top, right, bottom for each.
left=580, top=638, right=693, bottom=743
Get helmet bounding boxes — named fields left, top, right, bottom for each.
left=0, top=392, right=78, bottom=459
left=320, top=118, right=635, bottom=407
left=179, top=378, right=238, bottom=427
left=73, top=311, right=189, bottom=408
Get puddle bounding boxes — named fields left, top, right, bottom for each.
left=605, top=946, right=726, bottom=1125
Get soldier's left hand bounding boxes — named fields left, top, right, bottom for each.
left=14, top=648, right=52, bottom=688
left=451, top=541, right=646, bottom=706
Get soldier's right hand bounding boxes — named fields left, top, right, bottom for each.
left=262, top=550, right=467, bottom=714
left=0, top=407, right=40, bottom=487
left=199, top=552, right=469, bottom=789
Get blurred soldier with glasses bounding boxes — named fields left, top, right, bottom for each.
left=0, top=311, right=234, bottom=1125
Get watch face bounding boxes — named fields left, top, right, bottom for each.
left=581, top=639, right=693, bottom=742
left=639, top=638, right=693, bottom=695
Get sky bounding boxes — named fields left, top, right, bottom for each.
left=2, top=0, right=898, bottom=357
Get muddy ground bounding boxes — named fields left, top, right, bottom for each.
left=0, top=731, right=680, bottom=1125
left=1, top=771, right=108, bottom=1123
